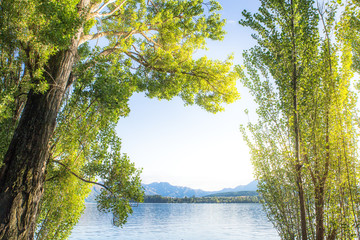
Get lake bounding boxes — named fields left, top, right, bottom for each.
left=69, top=203, right=280, bottom=240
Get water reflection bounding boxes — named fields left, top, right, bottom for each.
left=69, top=203, right=279, bottom=240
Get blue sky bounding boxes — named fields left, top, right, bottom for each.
left=116, top=0, right=261, bottom=191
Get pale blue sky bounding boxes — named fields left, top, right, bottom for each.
left=116, top=0, right=261, bottom=191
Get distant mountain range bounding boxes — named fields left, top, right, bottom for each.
left=86, top=180, right=258, bottom=202
left=143, top=181, right=258, bottom=198
left=204, top=191, right=259, bottom=198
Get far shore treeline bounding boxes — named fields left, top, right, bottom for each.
left=143, top=191, right=260, bottom=203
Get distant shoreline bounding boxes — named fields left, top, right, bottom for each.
left=143, top=194, right=260, bottom=204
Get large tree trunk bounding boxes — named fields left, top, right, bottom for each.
left=0, top=4, right=87, bottom=236
left=0, top=50, right=76, bottom=240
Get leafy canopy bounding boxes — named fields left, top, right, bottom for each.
left=0, top=0, right=239, bottom=239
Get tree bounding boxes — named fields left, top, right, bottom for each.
left=237, top=0, right=360, bottom=239
left=0, top=0, right=239, bottom=239
left=341, top=0, right=360, bottom=73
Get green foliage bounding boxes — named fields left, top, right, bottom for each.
left=77, top=0, right=239, bottom=113
left=238, top=0, right=360, bottom=239
left=0, top=0, right=239, bottom=239
left=36, top=0, right=81, bottom=47
left=339, top=0, right=360, bottom=73
left=85, top=135, right=143, bottom=227
left=35, top=175, right=90, bottom=240
left=0, top=0, right=83, bottom=161
left=34, top=66, right=141, bottom=238
left=35, top=101, right=143, bottom=239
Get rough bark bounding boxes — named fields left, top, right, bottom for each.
left=0, top=1, right=89, bottom=238
left=0, top=49, right=76, bottom=240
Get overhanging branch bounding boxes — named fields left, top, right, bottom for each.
left=52, top=159, right=114, bottom=195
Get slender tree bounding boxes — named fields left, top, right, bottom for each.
left=0, top=0, right=239, bottom=239
left=238, top=0, right=360, bottom=239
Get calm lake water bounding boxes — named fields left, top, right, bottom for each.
left=69, top=203, right=280, bottom=240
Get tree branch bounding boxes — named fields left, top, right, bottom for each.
left=124, top=50, right=229, bottom=96
left=91, top=0, right=113, bottom=14
left=140, top=32, right=161, bottom=48
left=90, top=0, right=128, bottom=20
left=147, top=0, right=159, bottom=13
left=52, top=160, right=114, bottom=195
left=80, top=30, right=130, bottom=45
